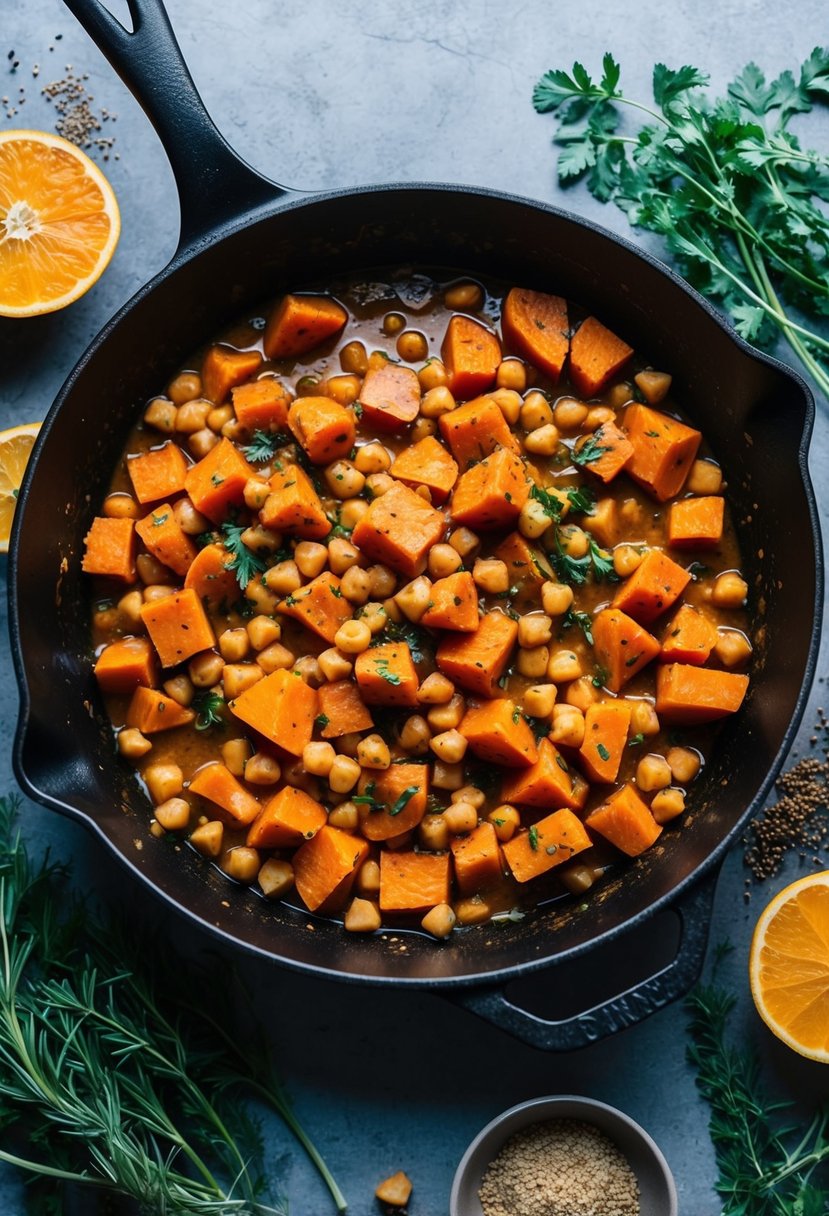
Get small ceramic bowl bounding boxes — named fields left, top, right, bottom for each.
left=450, top=1095, right=678, bottom=1216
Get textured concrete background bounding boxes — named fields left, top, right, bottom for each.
left=2, top=1, right=829, bottom=1213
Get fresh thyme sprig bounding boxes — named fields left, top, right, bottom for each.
left=533, top=51, right=829, bottom=397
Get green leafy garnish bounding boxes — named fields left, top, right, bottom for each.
left=566, top=484, right=596, bottom=514
left=192, top=689, right=225, bottom=731
left=243, top=429, right=291, bottom=463
left=628, top=732, right=645, bottom=746
left=220, top=520, right=267, bottom=589
left=561, top=606, right=595, bottom=645
left=596, top=742, right=611, bottom=761
left=529, top=483, right=564, bottom=522
left=373, top=658, right=401, bottom=685
left=552, top=532, right=619, bottom=586
left=572, top=435, right=609, bottom=466
left=389, top=786, right=419, bottom=817
left=379, top=620, right=433, bottom=665
left=592, top=666, right=609, bottom=689
left=528, top=825, right=540, bottom=851
left=315, top=713, right=330, bottom=731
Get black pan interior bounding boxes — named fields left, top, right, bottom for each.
left=12, top=186, right=819, bottom=985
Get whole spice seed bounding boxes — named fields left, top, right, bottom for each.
left=478, top=1118, right=640, bottom=1216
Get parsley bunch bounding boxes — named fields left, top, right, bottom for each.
left=533, top=51, right=829, bottom=397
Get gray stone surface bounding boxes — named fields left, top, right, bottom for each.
left=2, top=1, right=829, bottom=1213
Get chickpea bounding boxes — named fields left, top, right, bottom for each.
left=340, top=340, right=368, bottom=376
left=190, top=820, right=223, bottom=858
left=490, top=388, right=522, bottom=425
left=451, top=785, right=485, bottom=808
left=541, top=581, right=574, bottom=616
left=142, top=583, right=176, bottom=604
left=256, top=642, right=296, bottom=674
left=558, top=524, right=589, bottom=559
left=565, top=677, right=600, bottom=713
left=344, top=897, right=382, bottom=933
left=608, top=383, right=634, bottom=409
left=334, top=618, right=372, bottom=654
left=189, top=651, right=224, bottom=687
left=687, top=459, right=723, bottom=495
left=396, top=330, right=428, bottom=362
left=634, top=369, right=672, bottom=405
left=430, top=728, right=468, bottom=764
left=419, top=814, right=450, bottom=851
left=118, top=589, right=144, bottom=628
left=420, top=385, right=456, bottom=418
left=365, top=471, right=395, bottom=498
left=421, top=903, right=456, bottom=939
left=168, top=371, right=202, bottom=404
left=550, top=704, right=585, bottom=748
left=336, top=733, right=362, bottom=758
left=328, top=537, right=361, bottom=575
left=518, top=612, right=553, bottom=649
left=357, top=602, right=386, bottom=636
left=171, top=498, right=208, bottom=536
left=207, top=403, right=234, bottom=433
left=488, top=804, right=521, bottom=843
left=715, top=628, right=753, bottom=667
left=329, top=755, right=361, bottom=793
left=454, top=895, right=491, bottom=925
left=258, top=858, right=295, bottom=899
left=554, top=397, right=589, bottom=430
left=432, top=760, right=464, bottom=790
left=519, top=497, right=552, bottom=540
left=154, top=797, right=191, bottom=832
left=144, top=397, right=177, bottom=433
left=520, top=391, right=554, bottom=432
left=667, top=746, right=701, bottom=785
left=163, top=673, right=194, bottom=706
left=340, top=565, right=372, bottom=605
left=711, top=571, right=748, bottom=608
left=244, top=753, right=282, bottom=785
left=418, top=357, right=449, bottom=391
left=449, top=526, right=480, bottom=558
left=417, top=672, right=455, bottom=705
left=614, top=543, right=645, bottom=579
left=410, top=417, right=438, bottom=443
left=583, top=406, right=615, bottom=431
left=367, top=564, right=397, bottom=597
left=221, top=418, right=246, bottom=442
left=473, top=558, right=510, bottom=595
left=325, top=460, right=365, bottom=500
left=221, top=737, right=253, bottom=777
left=264, top=560, right=302, bottom=596
left=224, top=847, right=261, bottom=884
left=445, top=280, right=484, bottom=310
left=118, top=727, right=152, bottom=759
left=523, top=683, right=557, bottom=718
left=524, top=424, right=560, bottom=456
left=354, top=441, right=391, bottom=476
left=329, top=802, right=360, bottom=832
left=145, top=763, right=183, bottom=805
left=353, top=858, right=381, bottom=897
left=636, top=753, right=672, bottom=792
left=318, top=647, right=353, bottom=682
left=444, top=801, right=478, bottom=834
left=294, top=541, right=328, bottom=579
left=175, top=398, right=211, bottom=434
left=242, top=525, right=282, bottom=555
left=651, top=787, right=686, bottom=824
left=395, top=575, right=433, bottom=622
left=243, top=619, right=281, bottom=657
left=323, top=374, right=360, bottom=405
left=548, top=649, right=583, bottom=683
left=517, top=645, right=549, bottom=679
left=222, top=664, right=263, bottom=699
left=398, top=715, right=431, bottom=755
left=103, top=491, right=139, bottom=520
left=295, top=373, right=321, bottom=398
left=496, top=358, right=527, bottom=392
left=339, top=497, right=369, bottom=529
left=356, top=734, right=391, bottom=769
left=219, top=627, right=250, bottom=663
left=427, top=693, right=465, bottom=732
left=243, top=478, right=270, bottom=511
left=560, top=863, right=598, bottom=895
left=427, top=543, right=462, bottom=580
left=382, top=311, right=406, bottom=335
left=293, top=655, right=323, bottom=686
left=629, top=699, right=660, bottom=737
left=136, top=552, right=168, bottom=584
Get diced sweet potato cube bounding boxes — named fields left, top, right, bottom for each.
left=358, top=763, right=428, bottom=842
left=659, top=604, right=718, bottom=665
left=578, top=700, right=632, bottom=783
left=587, top=783, right=662, bottom=856
left=354, top=642, right=419, bottom=707
left=259, top=462, right=331, bottom=540
left=293, top=824, right=369, bottom=914
left=278, top=571, right=352, bottom=644
left=202, top=344, right=263, bottom=404
left=263, top=293, right=348, bottom=361
left=569, top=316, right=633, bottom=398
left=390, top=435, right=459, bottom=503
left=375, top=1172, right=413, bottom=1208
left=288, top=396, right=356, bottom=464
left=574, top=421, right=633, bottom=483
left=230, top=667, right=318, bottom=755
left=420, top=571, right=479, bottom=632
left=436, top=611, right=517, bottom=699
left=451, top=822, right=503, bottom=895
left=668, top=496, right=724, bottom=547
left=358, top=357, right=421, bottom=431
left=591, top=608, right=660, bottom=693
left=135, top=504, right=197, bottom=578
left=94, top=636, right=159, bottom=695
left=82, top=516, right=136, bottom=582
left=316, top=679, right=374, bottom=738
left=501, top=287, right=569, bottom=381
left=127, top=442, right=188, bottom=505
left=612, top=549, right=691, bottom=625
left=656, top=663, right=749, bottom=724
left=246, top=786, right=327, bottom=848
left=379, top=850, right=451, bottom=913
left=125, top=685, right=195, bottom=733
left=501, top=738, right=588, bottom=810
left=189, top=761, right=261, bottom=825
left=231, top=378, right=291, bottom=432
left=459, top=699, right=538, bottom=767
left=139, top=588, right=215, bottom=667
left=184, top=543, right=239, bottom=611
left=450, top=447, right=529, bottom=530
left=183, top=437, right=255, bottom=524
left=439, top=395, right=520, bottom=470
left=351, top=480, right=445, bottom=578
left=493, top=532, right=547, bottom=587
left=502, top=808, right=591, bottom=883
left=440, top=314, right=501, bottom=400
left=623, top=404, right=701, bottom=502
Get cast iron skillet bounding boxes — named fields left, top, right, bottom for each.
left=10, top=0, right=823, bottom=1050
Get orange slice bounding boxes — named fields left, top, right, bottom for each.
left=750, top=870, right=829, bottom=1062
left=0, top=422, right=41, bottom=551
left=0, top=130, right=120, bottom=317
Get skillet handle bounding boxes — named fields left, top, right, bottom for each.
left=62, top=0, right=289, bottom=251
left=449, top=870, right=718, bottom=1051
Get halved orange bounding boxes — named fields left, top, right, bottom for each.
left=750, top=870, right=829, bottom=1062
left=0, top=421, right=41, bottom=551
left=0, top=130, right=120, bottom=317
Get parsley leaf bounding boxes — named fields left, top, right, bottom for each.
left=220, top=521, right=266, bottom=589
left=389, top=786, right=419, bottom=817
left=192, top=690, right=225, bottom=731
left=561, top=607, right=595, bottom=646
left=552, top=533, right=619, bottom=586
left=243, top=429, right=291, bottom=463
left=379, top=620, right=433, bottom=665
left=566, top=485, right=596, bottom=514
left=529, top=484, right=564, bottom=522
left=572, top=435, right=609, bottom=466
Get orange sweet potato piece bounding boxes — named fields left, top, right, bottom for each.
left=493, top=532, right=548, bottom=587
left=316, top=679, right=374, bottom=739
left=591, top=608, right=660, bottom=692
left=569, top=316, right=633, bottom=398
left=582, top=497, right=619, bottom=549
left=574, top=421, right=634, bottom=483
left=230, top=667, right=317, bottom=755
left=379, top=850, right=451, bottom=913
left=94, top=636, right=159, bottom=695
left=436, top=611, right=518, bottom=699
left=259, top=462, right=331, bottom=540
left=501, top=287, right=569, bottom=381
left=612, top=549, right=691, bottom=626
left=502, top=808, right=591, bottom=883
left=449, top=447, right=529, bottom=530
left=439, top=395, right=520, bottom=470
left=440, top=314, right=501, bottom=400
left=126, top=442, right=189, bottom=505
left=246, top=785, right=327, bottom=848
left=139, top=588, right=215, bottom=667
left=389, top=435, right=459, bottom=503
left=293, top=824, right=369, bottom=914
left=587, top=783, right=662, bottom=856
left=501, top=738, right=589, bottom=810
left=351, top=480, right=445, bottom=578
left=659, top=604, right=718, bottom=665
left=125, top=685, right=195, bottom=733
left=231, top=378, right=291, bottom=432
left=189, top=761, right=261, bottom=826
left=354, top=642, right=420, bottom=707
left=263, top=294, right=348, bottom=361
left=656, top=663, right=749, bottom=724
left=202, top=344, right=263, bottom=404
left=623, top=404, right=702, bottom=502
left=667, top=496, right=724, bottom=547
left=459, top=699, right=538, bottom=767
left=184, top=437, right=255, bottom=524
left=82, top=517, right=136, bottom=582
left=358, top=763, right=428, bottom=842
left=135, top=504, right=197, bottom=578
left=184, top=542, right=239, bottom=611
left=451, top=822, right=503, bottom=896
left=358, top=357, right=421, bottom=431
left=277, top=571, right=352, bottom=643
left=578, top=700, right=633, bottom=783
left=421, top=570, right=479, bottom=632
left=288, top=396, right=356, bottom=464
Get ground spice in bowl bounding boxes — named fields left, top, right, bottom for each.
left=478, top=1118, right=640, bottom=1216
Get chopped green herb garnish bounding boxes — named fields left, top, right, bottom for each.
left=374, top=658, right=402, bottom=685
left=628, top=732, right=645, bottom=747
left=512, top=705, right=522, bottom=724
left=592, top=666, right=609, bottom=689
left=315, top=713, right=330, bottom=731
left=530, top=483, right=564, bottom=522
left=379, top=620, right=432, bottom=665
left=566, top=484, right=596, bottom=514
left=151, top=512, right=169, bottom=527
left=243, top=429, right=291, bottom=463
left=219, top=520, right=266, bottom=589
left=596, top=742, right=611, bottom=761
left=192, top=690, right=225, bottom=731
left=528, top=825, right=540, bottom=851
left=552, top=532, right=619, bottom=586
left=389, top=786, right=419, bottom=817
left=572, top=435, right=609, bottom=466
left=561, top=607, right=594, bottom=645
